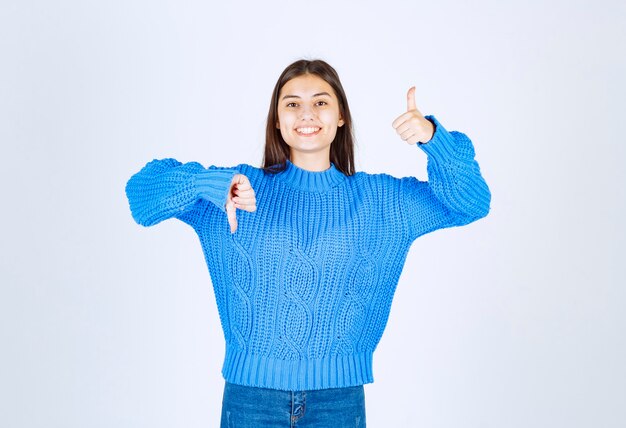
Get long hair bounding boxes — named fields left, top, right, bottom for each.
left=262, top=59, right=356, bottom=176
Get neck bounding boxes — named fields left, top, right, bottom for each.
left=274, top=158, right=346, bottom=192
left=289, top=152, right=331, bottom=172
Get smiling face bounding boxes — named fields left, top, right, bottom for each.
left=276, top=74, right=345, bottom=165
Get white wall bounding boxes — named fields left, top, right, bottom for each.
left=1, top=0, right=624, bottom=426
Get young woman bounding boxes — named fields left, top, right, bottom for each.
left=126, top=59, right=491, bottom=427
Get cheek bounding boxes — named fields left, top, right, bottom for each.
left=278, top=111, right=295, bottom=128
left=321, top=109, right=341, bottom=129
left=322, top=105, right=340, bottom=119
left=278, top=125, right=289, bottom=142
left=277, top=114, right=293, bottom=142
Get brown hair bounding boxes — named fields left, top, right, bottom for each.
left=262, top=59, right=356, bottom=176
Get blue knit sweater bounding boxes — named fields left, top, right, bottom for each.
left=125, top=115, right=491, bottom=391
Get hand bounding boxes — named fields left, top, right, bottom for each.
left=392, top=86, right=435, bottom=145
left=225, top=174, right=257, bottom=233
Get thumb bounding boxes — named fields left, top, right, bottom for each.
left=226, top=197, right=237, bottom=233
left=407, top=86, right=417, bottom=111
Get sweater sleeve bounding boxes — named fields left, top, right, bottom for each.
left=125, top=158, right=240, bottom=227
left=400, top=115, right=491, bottom=241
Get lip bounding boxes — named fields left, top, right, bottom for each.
left=295, top=126, right=322, bottom=137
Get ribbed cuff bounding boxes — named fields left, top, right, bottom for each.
left=418, top=115, right=459, bottom=162
left=221, top=347, right=374, bottom=391
left=194, top=168, right=240, bottom=212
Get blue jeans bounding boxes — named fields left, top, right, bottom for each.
left=220, top=381, right=366, bottom=427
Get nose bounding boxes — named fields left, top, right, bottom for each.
left=299, top=104, right=315, bottom=121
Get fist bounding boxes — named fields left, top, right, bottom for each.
left=392, top=86, right=435, bottom=145
left=225, top=174, right=256, bottom=233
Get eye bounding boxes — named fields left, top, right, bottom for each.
left=315, top=100, right=328, bottom=106
left=286, top=102, right=298, bottom=108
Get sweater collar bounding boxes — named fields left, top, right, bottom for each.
left=275, top=159, right=346, bottom=192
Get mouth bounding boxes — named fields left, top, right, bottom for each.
left=295, top=127, right=321, bottom=136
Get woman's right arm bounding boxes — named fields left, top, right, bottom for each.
left=125, top=158, right=240, bottom=227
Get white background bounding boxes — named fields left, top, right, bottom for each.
left=1, top=0, right=624, bottom=427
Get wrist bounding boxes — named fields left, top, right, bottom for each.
left=419, top=118, right=436, bottom=144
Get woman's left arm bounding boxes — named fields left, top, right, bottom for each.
left=393, top=87, right=491, bottom=240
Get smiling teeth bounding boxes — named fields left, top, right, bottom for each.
left=297, top=127, right=320, bottom=134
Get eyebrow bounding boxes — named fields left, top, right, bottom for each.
left=281, top=92, right=332, bottom=100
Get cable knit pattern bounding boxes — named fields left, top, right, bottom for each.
left=125, top=115, right=491, bottom=391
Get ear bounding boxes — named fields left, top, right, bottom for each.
left=276, top=120, right=280, bottom=129
left=338, top=117, right=345, bottom=127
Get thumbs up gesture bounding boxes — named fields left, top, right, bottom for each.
left=392, top=86, right=435, bottom=145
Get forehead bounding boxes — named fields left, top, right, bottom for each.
left=279, top=74, right=337, bottom=98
